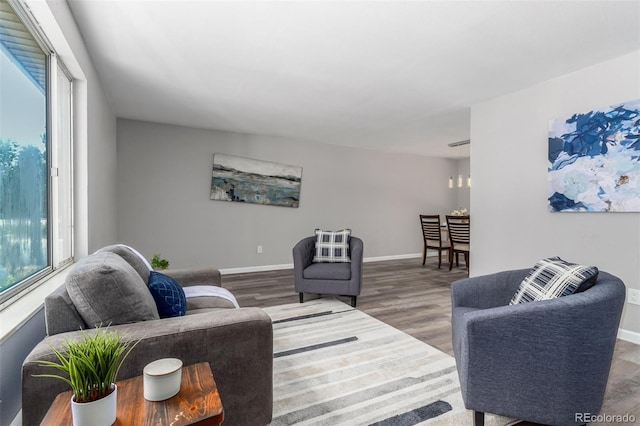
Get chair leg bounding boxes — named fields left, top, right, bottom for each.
left=422, top=245, right=427, bottom=265
left=449, top=248, right=454, bottom=271
left=299, top=293, right=304, bottom=304
left=473, top=411, right=484, bottom=426
left=474, top=411, right=485, bottom=426
left=437, top=249, right=442, bottom=269
left=350, top=296, right=357, bottom=307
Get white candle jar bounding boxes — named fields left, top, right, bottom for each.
left=143, top=358, right=183, bottom=401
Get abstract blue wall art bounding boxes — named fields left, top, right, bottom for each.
left=548, top=98, right=640, bottom=212
left=210, top=153, right=302, bottom=207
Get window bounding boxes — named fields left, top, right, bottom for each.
left=0, top=0, right=73, bottom=304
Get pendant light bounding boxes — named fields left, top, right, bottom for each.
left=447, top=139, right=470, bottom=189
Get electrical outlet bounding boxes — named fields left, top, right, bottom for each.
left=628, top=288, right=640, bottom=305
left=257, top=245, right=263, bottom=254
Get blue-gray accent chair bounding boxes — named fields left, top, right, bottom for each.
left=293, top=236, right=364, bottom=307
left=451, top=269, right=625, bottom=426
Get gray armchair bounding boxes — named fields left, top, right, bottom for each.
left=451, top=269, right=625, bottom=426
left=21, top=246, right=273, bottom=426
left=293, top=235, right=364, bottom=307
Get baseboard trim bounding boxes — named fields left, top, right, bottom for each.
left=220, top=263, right=293, bottom=275
left=618, top=328, right=640, bottom=345
left=363, top=253, right=422, bottom=263
left=219, top=253, right=423, bottom=275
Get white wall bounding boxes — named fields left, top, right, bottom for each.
left=471, top=50, right=640, bottom=336
left=86, top=78, right=118, bottom=252
left=456, top=158, right=471, bottom=211
left=116, top=119, right=459, bottom=269
left=42, top=0, right=118, bottom=255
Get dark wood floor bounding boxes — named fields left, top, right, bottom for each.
left=223, top=258, right=640, bottom=426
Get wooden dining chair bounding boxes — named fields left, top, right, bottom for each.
left=419, top=215, right=450, bottom=268
left=446, top=215, right=470, bottom=270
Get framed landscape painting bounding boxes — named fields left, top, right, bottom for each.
left=210, top=153, right=302, bottom=207
left=548, top=98, right=640, bottom=212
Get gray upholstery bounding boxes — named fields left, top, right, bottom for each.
left=23, top=250, right=273, bottom=426
left=293, top=235, right=363, bottom=307
left=96, top=244, right=151, bottom=282
left=43, top=283, right=86, bottom=336
left=303, top=262, right=351, bottom=280
left=162, top=267, right=222, bottom=287
left=65, top=252, right=159, bottom=327
left=451, top=269, right=625, bottom=426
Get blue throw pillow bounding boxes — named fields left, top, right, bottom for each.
left=147, top=271, right=187, bottom=318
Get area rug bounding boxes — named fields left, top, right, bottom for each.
left=264, top=299, right=518, bottom=426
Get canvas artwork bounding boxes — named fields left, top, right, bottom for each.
left=210, top=153, right=302, bottom=207
left=548, top=98, right=640, bottom=212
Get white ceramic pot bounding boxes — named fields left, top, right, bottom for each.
left=70, top=384, right=117, bottom=426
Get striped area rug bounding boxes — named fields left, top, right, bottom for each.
left=264, top=299, right=517, bottom=426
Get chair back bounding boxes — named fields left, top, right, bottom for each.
left=446, top=215, right=470, bottom=246
left=419, top=215, right=442, bottom=244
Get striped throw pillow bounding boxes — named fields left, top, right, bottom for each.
left=312, top=229, right=351, bottom=263
left=510, top=257, right=598, bottom=305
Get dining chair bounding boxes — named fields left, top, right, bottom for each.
left=419, top=215, right=450, bottom=268
left=446, top=215, right=470, bottom=270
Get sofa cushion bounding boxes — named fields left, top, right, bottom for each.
left=66, top=252, right=159, bottom=327
left=510, top=257, right=599, bottom=305
left=44, top=285, right=87, bottom=335
left=148, top=271, right=187, bottom=318
left=312, top=229, right=351, bottom=263
left=303, top=262, right=352, bottom=280
left=97, top=244, right=152, bottom=283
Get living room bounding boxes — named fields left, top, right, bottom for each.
left=1, top=0, right=640, bottom=425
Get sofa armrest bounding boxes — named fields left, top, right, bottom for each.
left=161, top=267, right=222, bottom=288
left=23, top=307, right=272, bottom=426
left=349, top=236, right=364, bottom=285
left=293, top=236, right=316, bottom=284
left=451, top=268, right=528, bottom=309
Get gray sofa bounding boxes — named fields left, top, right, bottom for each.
left=21, top=245, right=273, bottom=426
left=293, top=235, right=364, bottom=307
left=451, top=269, right=625, bottom=426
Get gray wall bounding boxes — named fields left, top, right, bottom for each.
left=116, top=119, right=460, bottom=269
left=471, top=50, right=640, bottom=336
left=0, top=308, right=45, bottom=425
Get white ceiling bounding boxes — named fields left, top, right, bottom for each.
left=67, top=1, right=640, bottom=158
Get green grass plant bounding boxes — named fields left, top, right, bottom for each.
left=151, top=254, right=169, bottom=270
left=34, top=327, right=139, bottom=403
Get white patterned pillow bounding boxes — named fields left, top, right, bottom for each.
left=510, top=257, right=599, bottom=305
left=312, top=229, right=351, bottom=263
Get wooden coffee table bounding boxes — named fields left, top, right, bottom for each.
left=41, top=362, right=224, bottom=425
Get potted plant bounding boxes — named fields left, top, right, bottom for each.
left=451, top=207, right=469, bottom=216
left=34, top=327, right=139, bottom=426
left=151, top=253, right=169, bottom=270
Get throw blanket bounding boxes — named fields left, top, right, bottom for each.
left=182, top=285, right=240, bottom=308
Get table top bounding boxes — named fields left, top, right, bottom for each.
left=41, top=362, right=224, bottom=426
